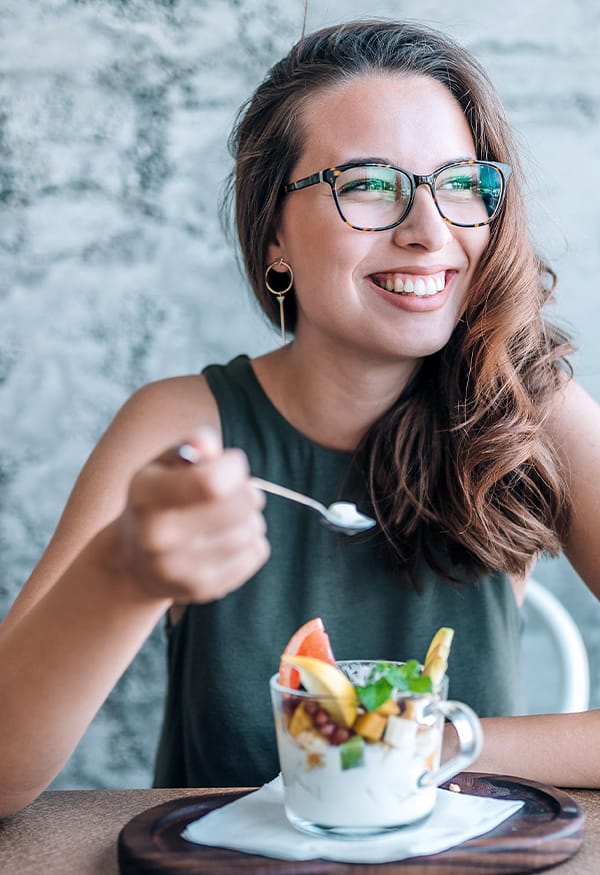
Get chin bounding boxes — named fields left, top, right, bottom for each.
left=387, top=331, right=457, bottom=361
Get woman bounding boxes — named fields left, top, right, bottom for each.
left=1, top=20, right=599, bottom=816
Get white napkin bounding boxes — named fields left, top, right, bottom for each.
left=182, top=775, right=523, bottom=864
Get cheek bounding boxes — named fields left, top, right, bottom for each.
left=278, top=188, right=365, bottom=261
left=289, top=243, right=344, bottom=300
left=455, top=230, right=489, bottom=313
left=281, top=214, right=367, bottom=289
left=465, top=227, right=490, bottom=269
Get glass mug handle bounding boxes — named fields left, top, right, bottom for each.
left=418, top=700, right=483, bottom=788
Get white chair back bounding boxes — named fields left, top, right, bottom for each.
left=522, top=577, right=590, bottom=713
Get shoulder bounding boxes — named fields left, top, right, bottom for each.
left=105, top=373, right=221, bottom=465
left=542, top=377, right=600, bottom=591
left=68, top=372, right=222, bottom=516
left=120, top=373, right=220, bottom=427
left=57, top=371, right=222, bottom=546
left=542, top=377, right=600, bottom=458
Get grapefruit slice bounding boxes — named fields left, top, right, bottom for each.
left=278, top=617, right=336, bottom=689
left=280, top=654, right=358, bottom=727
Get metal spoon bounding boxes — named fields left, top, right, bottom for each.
left=250, top=477, right=376, bottom=535
left=177, top=443, right=376, bottom=536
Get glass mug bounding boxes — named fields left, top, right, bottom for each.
left=270, top=659, right=483, bottom=839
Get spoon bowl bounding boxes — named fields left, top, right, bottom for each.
left=249, top=478, right=376, bottom=535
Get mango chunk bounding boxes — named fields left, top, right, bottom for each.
left=354, top=711, right=387, bottom=742
left=375, top=698, right=400, bottom=717
left=288, top=702, right=313, bottom=736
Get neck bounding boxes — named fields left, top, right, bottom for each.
left=252, top=337, right=418, bottom=452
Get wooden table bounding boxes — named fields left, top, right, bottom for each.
left=1, top=785, right=599, bottom=874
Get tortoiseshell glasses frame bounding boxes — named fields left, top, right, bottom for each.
left=283, top=159, right=512, bottom=231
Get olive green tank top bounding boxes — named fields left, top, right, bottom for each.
left=153, top=355, right=524, bottom=788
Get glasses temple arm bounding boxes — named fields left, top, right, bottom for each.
left=283, top=170, right=324, bottom=193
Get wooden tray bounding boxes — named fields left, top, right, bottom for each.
left=117, top=772, right=585, bottom=874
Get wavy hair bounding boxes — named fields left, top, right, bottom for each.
left=224, top=20, right=573, bottom=581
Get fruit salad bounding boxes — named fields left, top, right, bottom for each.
left=270, top=621, right=456, bottom=832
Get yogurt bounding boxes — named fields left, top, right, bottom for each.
left=273, top=697, right=443, bottom=830
left=325, top=502, right=375, bottom=530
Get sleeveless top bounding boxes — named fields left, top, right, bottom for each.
left=153, top=355, right=524, bottom=788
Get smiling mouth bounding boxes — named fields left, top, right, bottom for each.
left=370, top=270, right=447, bottom=297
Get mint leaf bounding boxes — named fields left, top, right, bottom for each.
left=361, top=661, right=433, bottom=695
left=406, top=675, right=433, bottom=693
left=382, top=666, right=411, bottom=690
left=403, top=659, right=422, bottom=677
left=340, top=734, right=365, bottom=770
left=356, top=677, right=393, bottom=712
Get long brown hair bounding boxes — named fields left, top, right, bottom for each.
left=224, top=20, right=573, bottom=581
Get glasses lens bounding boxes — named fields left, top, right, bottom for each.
left=434, top=163, right=504, bottom=226
left=334, top=165, right=411, bottom=229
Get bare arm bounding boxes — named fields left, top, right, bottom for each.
left=443, top=710, right=600, bottom=787
left=0, top=527, right=171, bottom=816
left=546, top=379, right=600, bottom=593
left=472, top=711, right=600, bottom=787
left=0, top=376, right=269, bottom=817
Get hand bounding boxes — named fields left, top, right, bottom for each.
left=117, top=428, right=270, bottom=604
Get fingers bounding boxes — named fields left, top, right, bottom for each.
left=159, top=426, right=222, bottom=467
left=145, top=514, right=271, bottom=603
left=132, top=429, right=257, bottom=512
left=119, top=427, right=269, bottom=604
left=134, top=481, right=264, bottom=552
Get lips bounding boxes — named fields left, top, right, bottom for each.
left=370, top=270, right=447, bottom=297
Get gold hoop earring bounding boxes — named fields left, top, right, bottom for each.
left=265, top=257, right=294, bottom=346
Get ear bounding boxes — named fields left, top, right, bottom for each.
left=266, top=232, right=286, bottom=268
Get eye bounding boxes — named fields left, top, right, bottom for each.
left=437, top=173, right=480, bottom=195
left=339, top=176, right=396, bottom=195
left=336, top=168, right=408, bottom=206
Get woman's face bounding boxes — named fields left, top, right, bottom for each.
left=268, top=73, right=490, bottom=364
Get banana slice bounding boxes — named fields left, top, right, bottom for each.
left=280, top=655, right=358, bottom=727
left=423, top=627, right=454, bottom=686
left=383, top=714, right=417, bottom=750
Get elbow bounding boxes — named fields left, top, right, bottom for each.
left=0, top=785, right=47, bottom=820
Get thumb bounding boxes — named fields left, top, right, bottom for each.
left=176, top=426, right=223, bottom=465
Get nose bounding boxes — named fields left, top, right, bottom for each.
left=391, top=183, right=453, bottom=251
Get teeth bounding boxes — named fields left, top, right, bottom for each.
left=375, top=271, right=446, bottom=296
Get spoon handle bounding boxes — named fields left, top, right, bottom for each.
left=177, top=446, right=329, bottom=518
left=250, top=477, right=328, bottom=516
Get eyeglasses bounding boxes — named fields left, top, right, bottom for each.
left=283, top=159, right=511, bottom=231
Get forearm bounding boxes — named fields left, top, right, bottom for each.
left=0, top=522, right=171, bottom=816
left=446, top=711, right=600, bottom=788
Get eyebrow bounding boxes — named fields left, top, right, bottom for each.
left=341, top=154, right=477, bottom=168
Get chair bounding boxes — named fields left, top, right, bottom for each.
left=522, top=577, right=590, bottom=713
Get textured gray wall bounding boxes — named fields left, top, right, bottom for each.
left=1, top=0, right=599, bottom=789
